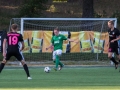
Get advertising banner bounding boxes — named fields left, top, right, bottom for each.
left=21, top=31, right=109, bottom=53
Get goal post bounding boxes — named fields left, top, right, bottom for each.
left=9, top=18, right=117, bottom=64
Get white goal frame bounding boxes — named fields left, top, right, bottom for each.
left=8, top=18, right=118, bottom=63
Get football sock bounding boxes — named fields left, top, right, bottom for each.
left=23, top=64, right=30, bottom=77
left=59, top=61, right=63, bottom=67
left=110, top=57, right=118, bottom=64
left=55, top=55, right=60, bottom=69
left=0, top=63, right=5, bottom=73
left=119, top=60, right=120, bottom=63
left=53, top=60, right=63, bottom=66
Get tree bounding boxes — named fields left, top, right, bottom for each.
left=19, top=0, right=48, bottom=17
left=81, top=0, right=94, bottom=31
left=82, top=0, right=94, bottom=18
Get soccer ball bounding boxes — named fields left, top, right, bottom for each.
left=44, top=67, right=51, bottom=73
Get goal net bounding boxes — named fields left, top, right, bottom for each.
left=9, top=18, right=117, bottom=65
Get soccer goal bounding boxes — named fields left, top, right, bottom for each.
left=9, top=18, right=117, bottom=65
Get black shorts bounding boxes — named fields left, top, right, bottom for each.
left=5, top=50, right=24, bottom=61
left=108, top=45, right=119, bottom=55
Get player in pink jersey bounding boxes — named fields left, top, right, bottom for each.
left=0, top=24, right=32, bottom=80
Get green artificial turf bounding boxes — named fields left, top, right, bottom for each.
left=0, top=66, right=120, bottom=90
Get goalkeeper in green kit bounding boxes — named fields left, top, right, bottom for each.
left=46, top=27, right=74, bottom=71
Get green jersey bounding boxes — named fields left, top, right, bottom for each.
left=51, top=34, right=67, bottom=50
